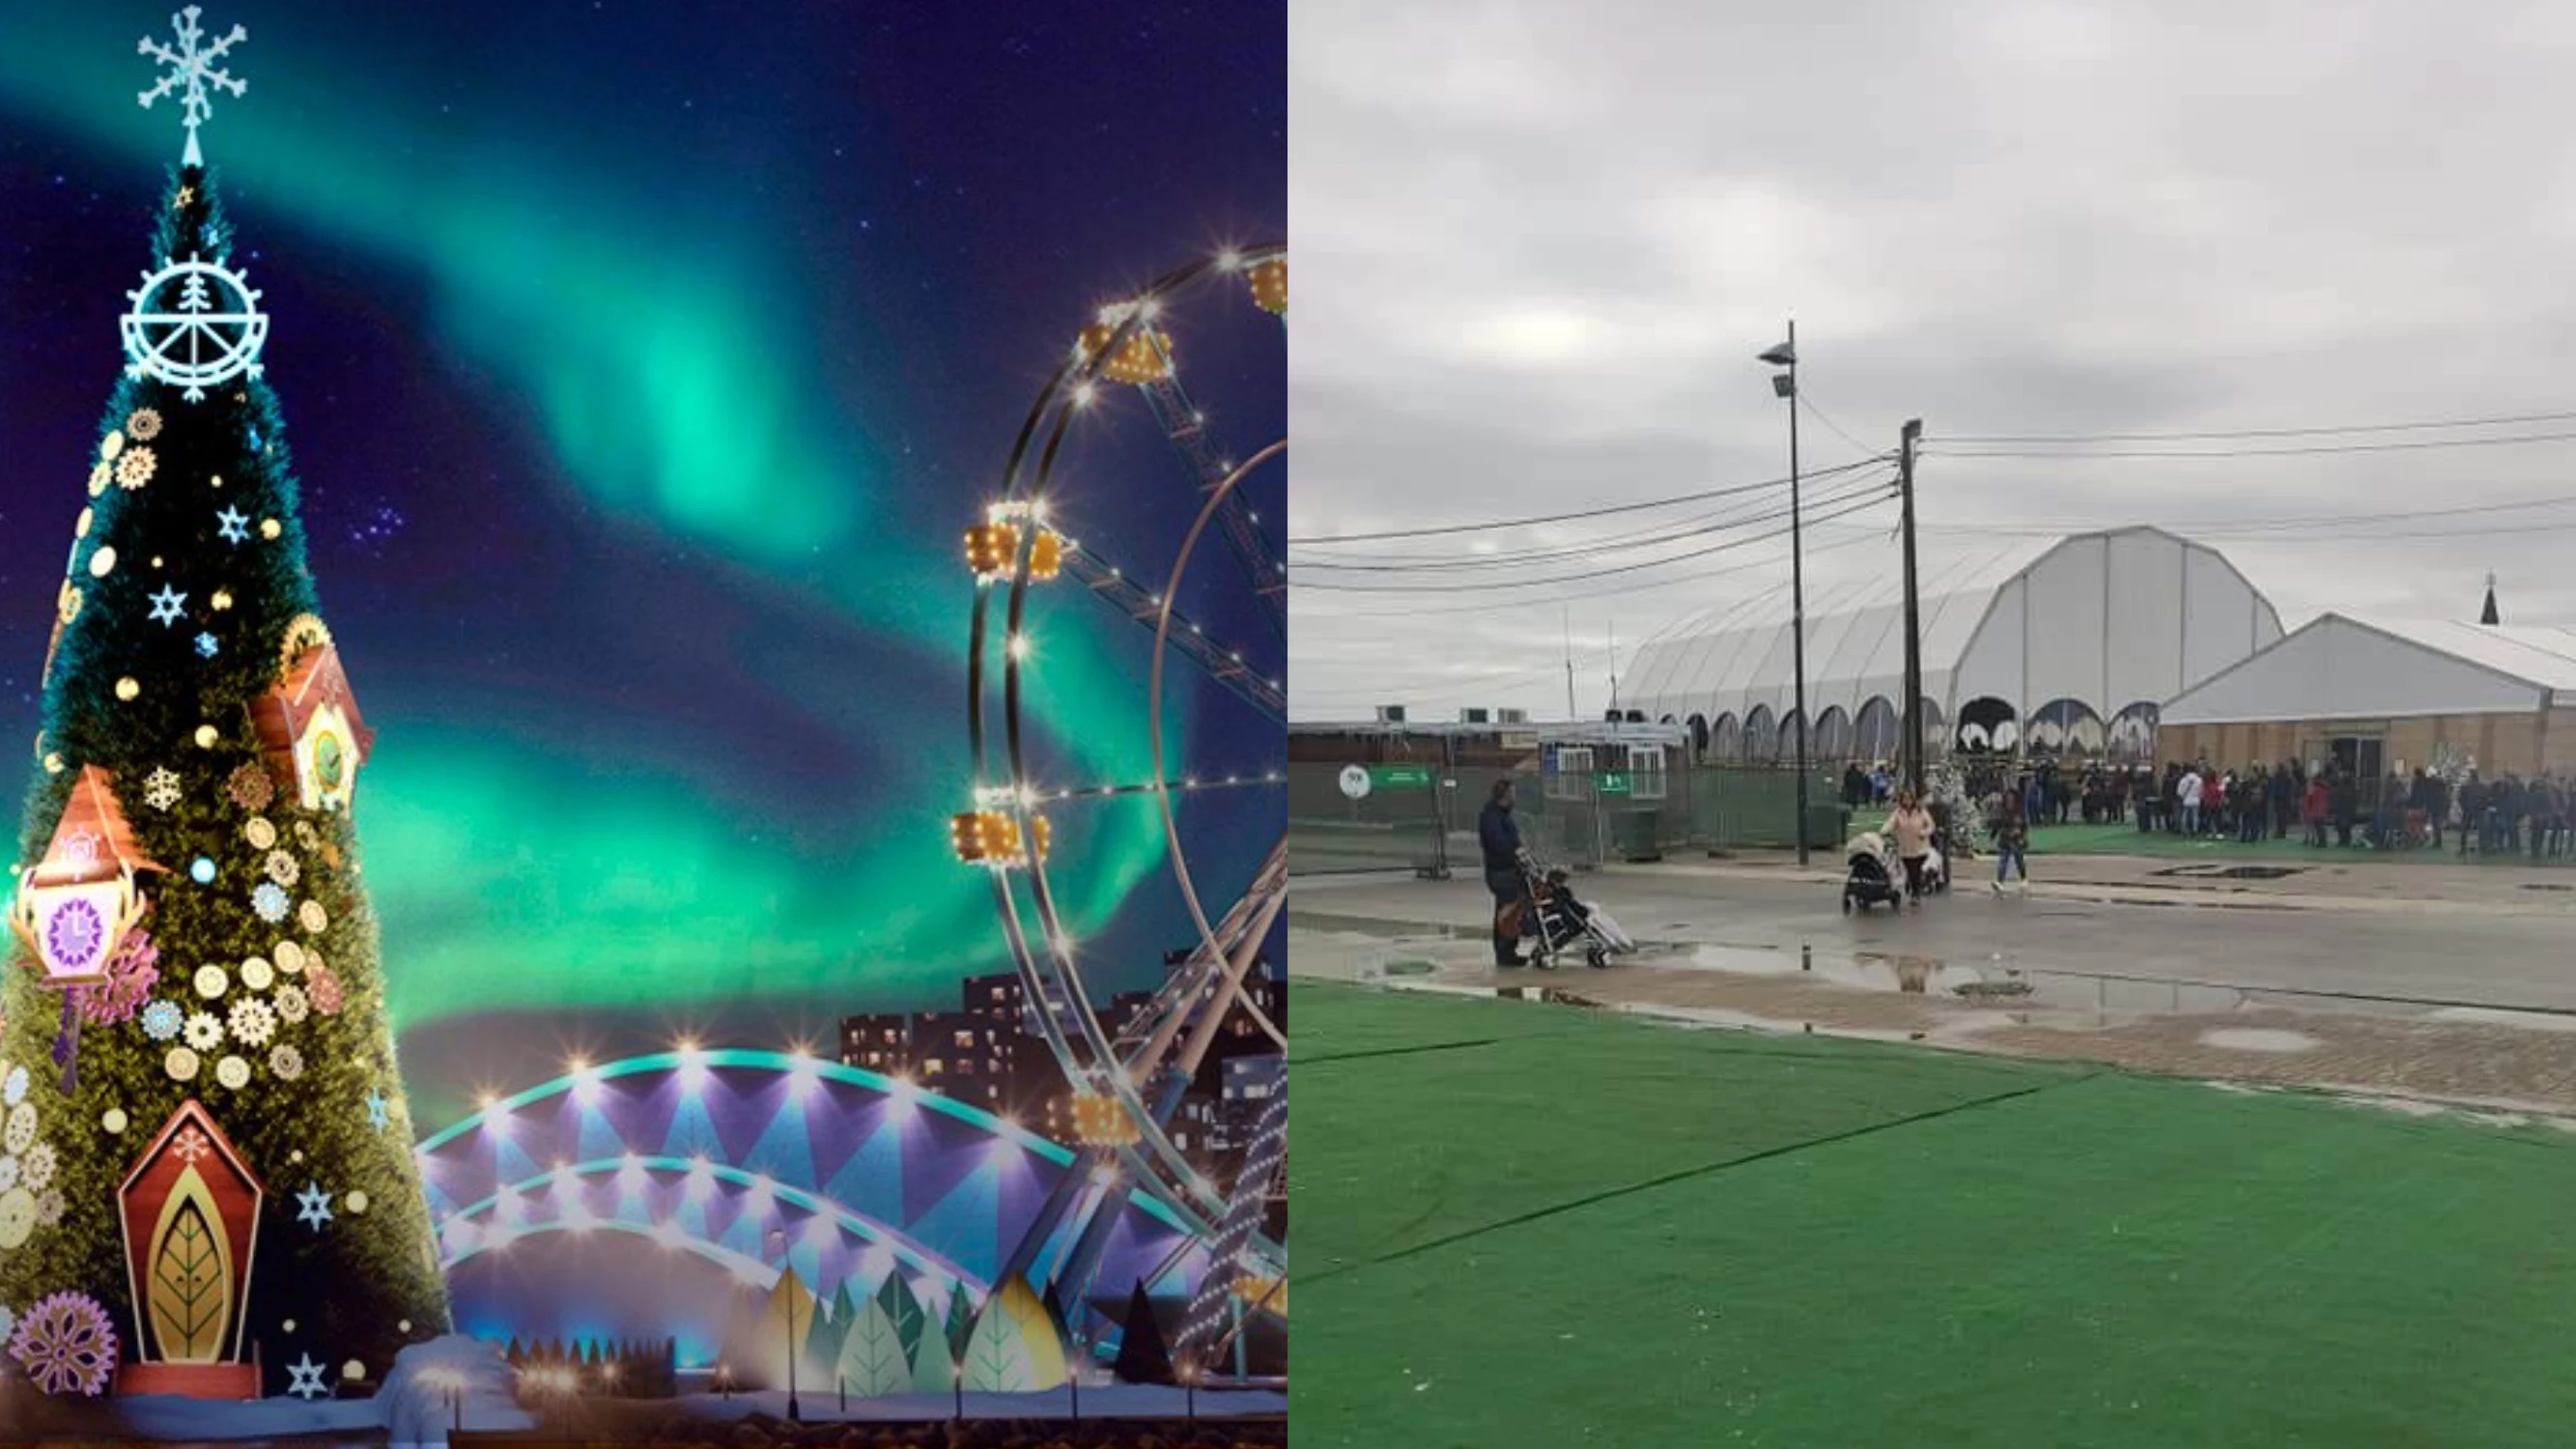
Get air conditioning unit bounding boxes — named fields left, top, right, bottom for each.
left=1459, top=707, right=1491, bottom=724
left=1375, top=705, right=1407, bottom=724
left=1497, top=708, right=1529, bottom=725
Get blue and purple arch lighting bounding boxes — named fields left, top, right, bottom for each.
left=416, top=1048, right=1205, bottom=1351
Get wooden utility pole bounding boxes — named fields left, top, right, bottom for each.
left=1899, top=419, right=1925, bottom=796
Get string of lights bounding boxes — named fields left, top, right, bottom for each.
left=1297, top=486, right=1900, bottom=593
left=1286, top=453, right=1891, bottom=546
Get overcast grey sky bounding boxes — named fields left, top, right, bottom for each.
left=1289, top=2, right=2576, bottom=723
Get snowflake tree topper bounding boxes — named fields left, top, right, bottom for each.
left=138, top=7, right=250, bottom=169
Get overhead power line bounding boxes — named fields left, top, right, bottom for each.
left=1297, top=486, right=1900, bottom=593
left=1295, top=506, right=1902, bottom=620
left=1909, top=491, right=2576, bottom=538
left=1932, top=406, right=2576, bottom=445
left=1929, top=428, right=2576, bottom=461
left=1292, top=465, right=1880, bottom=570
left=1294, top=470, right=1898, bottom=573
left=1287, top=453, right=1891, bottom=546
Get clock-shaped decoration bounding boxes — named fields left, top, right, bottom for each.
left=247, top=638, right=373, bottom=814
left=11, top=768, right=167, bottom=991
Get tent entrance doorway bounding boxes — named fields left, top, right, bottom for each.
left=2325, top=734, right=2386, bottom=809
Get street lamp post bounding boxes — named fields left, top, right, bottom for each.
left=766, top=1229, right=804, bottom=1423
left=1760, top=324, right=1812, bottom=865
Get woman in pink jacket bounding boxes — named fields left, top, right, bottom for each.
left=1882, top=789, right=1938, bottom=906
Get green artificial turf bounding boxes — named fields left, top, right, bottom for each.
left=2025, top=819, right=2576, bottom=867
left=1293, top=982, right=2576, bottom=1447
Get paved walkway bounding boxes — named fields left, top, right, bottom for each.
left=1612, top=841, right=2576, bottom=913
left=1295, top=925, right=2576, bottom=1116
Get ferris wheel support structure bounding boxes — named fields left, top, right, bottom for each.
left=960, top=243, right=1288, bottom=1361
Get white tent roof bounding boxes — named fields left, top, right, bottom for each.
left=2161, top=614, right=2576, bottom=724
left=1626, top=526, right=2283, bottom=742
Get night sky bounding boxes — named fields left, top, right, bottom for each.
left=0, top=4, right=1285, bottom=1124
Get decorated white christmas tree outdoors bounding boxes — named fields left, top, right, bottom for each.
left=0, top=11, right=447, bottom=1401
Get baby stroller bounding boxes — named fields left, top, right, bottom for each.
left=1842, top=832, right=1905, bottom=914
left=1527, top=863, right=1633, bottom=969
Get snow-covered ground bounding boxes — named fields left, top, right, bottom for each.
left=105, top=1336, right=534, bottom=1446
left=686, top=1384, right=1289, bottom=1423
left=67, top=1338, right=1280, bottom=1443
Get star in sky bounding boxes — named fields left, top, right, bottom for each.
left=148, top=584, right=187, bottom=626
left=215, top=506, right=248, bottom=544
left=296, top=1181, right=333, bottom=1231
left=365, top=1088, right=388, bottom=1133
left=286, top=1353, right=327, bottom=1400
left=195, top=633, right=218, bottom=658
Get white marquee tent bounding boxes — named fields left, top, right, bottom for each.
left=1625, top=526, right=2284, bottom=760
left=2162, top=614, right=2576, bottom=724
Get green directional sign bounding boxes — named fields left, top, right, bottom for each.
left=1597, top=772, right=1632, bottom=796
left=1371, top=765, right=1434, bottom=789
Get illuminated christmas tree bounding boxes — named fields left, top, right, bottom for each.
left=0, top=12, right=446, bottom=1400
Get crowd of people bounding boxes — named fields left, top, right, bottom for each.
left=1942, top=757, right=2576, bottom=859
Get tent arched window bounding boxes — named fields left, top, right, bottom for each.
left=1956, top=696, right=2018, bottom=754
left=1712, top=713, right=1742, bottom=763
left=1854, top=697, right=1900, bottom=763
left=2026, top=699, right=2108, bottom=758
left=2108, top=702, right=2159, bottom=762
left=1814, top=706, right=1854, bottom=760
left=1744, top=704, right=1778, bottom=764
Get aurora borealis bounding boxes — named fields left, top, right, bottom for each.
left=0, top=5, right=1285, bottom=1121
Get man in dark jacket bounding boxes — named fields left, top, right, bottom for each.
left=1480, top=779, right=1533, bottom=967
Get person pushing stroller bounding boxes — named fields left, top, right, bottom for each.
left=1882, top=788, right=1939, bottom=907
left=1480, top=778, right=1536, bottom=967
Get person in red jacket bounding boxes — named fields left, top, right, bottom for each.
left=2302, top=773, right=2330, bottom=848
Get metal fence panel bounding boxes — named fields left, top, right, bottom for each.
left=1287, top=762, right=1451, bottom=876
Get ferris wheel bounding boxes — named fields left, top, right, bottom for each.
left=956, top=242, right=1287, bottom=1372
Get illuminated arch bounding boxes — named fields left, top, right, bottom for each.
left=415, top=1048, right=1203, bottom=1319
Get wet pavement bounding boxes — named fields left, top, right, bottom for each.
left=1292, top=862, right=2576, bottom=1013
left=1293, top=917, right=2576, bottom=1117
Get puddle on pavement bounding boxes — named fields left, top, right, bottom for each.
left=2197, top=1028, right=2321, bottom=1053
left=1676, top=940, right=2256, bottom=1018
left=2150, top=864, right=2308, bottom=880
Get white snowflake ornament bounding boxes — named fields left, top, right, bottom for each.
left=142, top=768, right=182, bottom=812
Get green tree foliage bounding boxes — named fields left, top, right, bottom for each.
left=873, top=1269, right=927, bottom=1369
left=0, top=162, right=449, bottom=1391
left=835, top=1295, right=910, bottom=1398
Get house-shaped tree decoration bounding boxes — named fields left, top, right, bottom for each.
left=246, top=619, right=374, bottom=813
left=116, top=1099, right=267, bottom=1400
left=10, top=765, right=165, bottom=989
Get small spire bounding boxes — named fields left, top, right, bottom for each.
left=2480, top=572, right=2500, bottom=626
